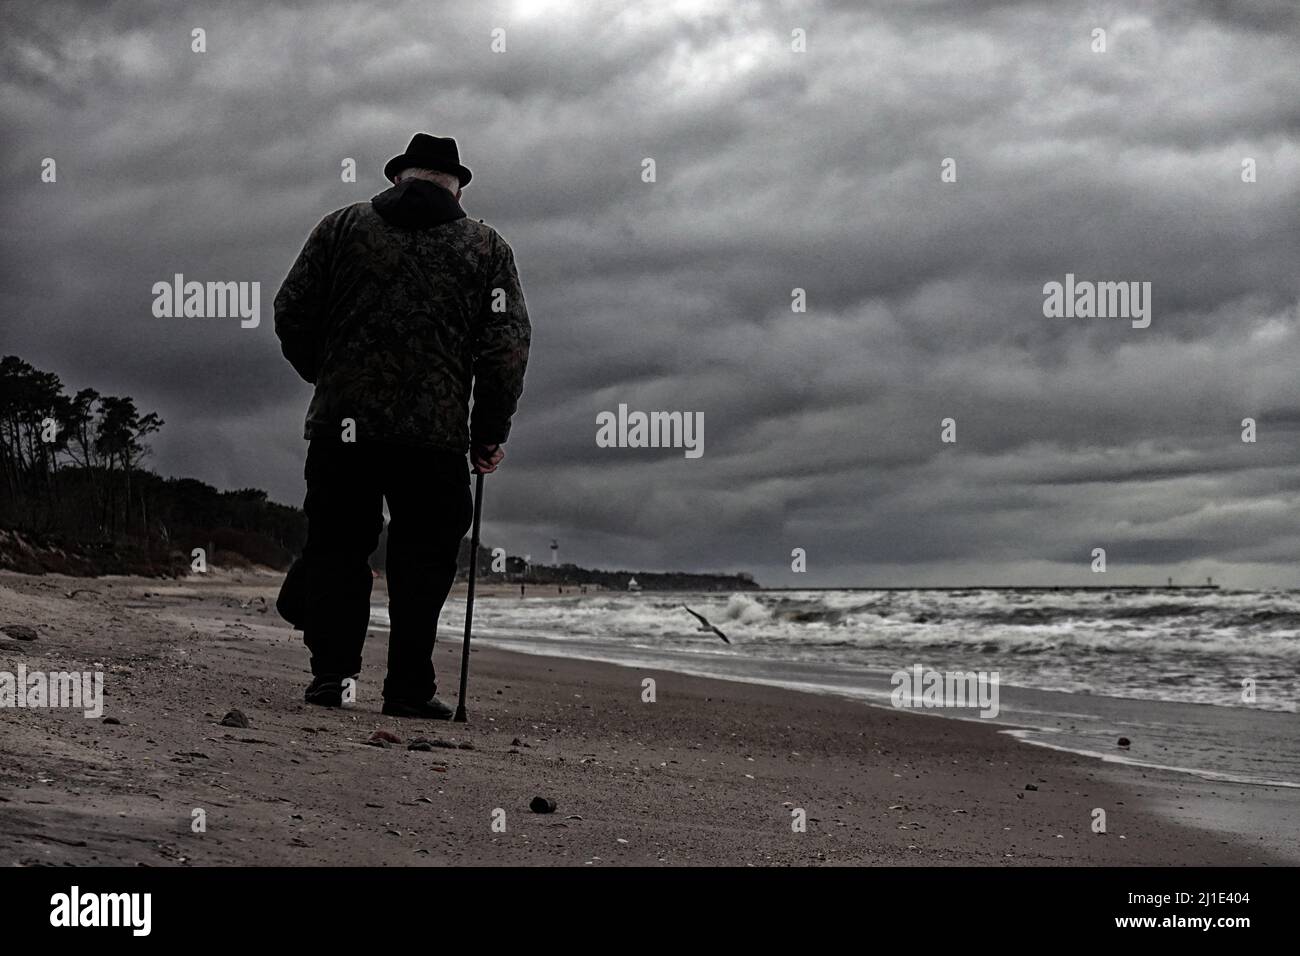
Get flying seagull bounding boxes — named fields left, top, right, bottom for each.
left=682, top=605, right=730, bottom=644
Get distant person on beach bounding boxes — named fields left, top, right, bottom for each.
left=273, top=133, right=530, bottom=719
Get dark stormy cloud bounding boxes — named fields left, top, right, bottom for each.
left=3, top=0, right=1298, bottom=586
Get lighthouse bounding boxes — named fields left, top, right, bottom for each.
left=550, top=539, right=559, bottom=566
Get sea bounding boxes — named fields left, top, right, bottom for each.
left=371, top=587, right=1300, bottom=788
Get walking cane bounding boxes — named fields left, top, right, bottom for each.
left=453, top=470, right=485, bottom=722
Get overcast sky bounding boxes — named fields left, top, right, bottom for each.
left=3, top=0, right=1298, bottom=587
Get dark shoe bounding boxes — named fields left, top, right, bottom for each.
left=304, top=676, right=343, bottom=707
left=381, top=696, right=454, bottom=720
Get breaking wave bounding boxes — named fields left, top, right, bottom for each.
left=433, top=586, right=1300, bottom=713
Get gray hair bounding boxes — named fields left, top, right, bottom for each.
left=394, top=167, right=460, bottom=191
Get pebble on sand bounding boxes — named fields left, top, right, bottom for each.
left=220, top=709, right=249, bottom=728
left=370, top=730, right=402, bottom=745
left=1117, top=737, right=1131, bottom=748
left=102, top=717, right=121, bottom=725
left=530, top=796, right=557, bottom=814
left=1, top=624, right=38, bottom=641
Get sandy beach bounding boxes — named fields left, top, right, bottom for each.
left=1, top=570, right=1294, bottom=867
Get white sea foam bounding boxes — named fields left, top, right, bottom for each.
left=387, top=587, right=1299, bottom=713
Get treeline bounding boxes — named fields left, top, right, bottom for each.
left=0, top=355, right=304, bottom=575
left=517, top=562, right=759, bottom=591
left=381, top=530, right=758, bottom=591
left=2, top=354, right=756, bottom=587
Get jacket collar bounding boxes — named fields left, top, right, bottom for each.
left=370, top=179, right=467, bottom=228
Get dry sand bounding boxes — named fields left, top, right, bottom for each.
left=0, top=570, right=1293, bottom=866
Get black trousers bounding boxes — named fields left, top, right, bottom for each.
left=299, top=437, right=472, bottom=702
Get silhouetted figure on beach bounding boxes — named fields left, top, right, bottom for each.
left=274, top=133, right=530, bottom=719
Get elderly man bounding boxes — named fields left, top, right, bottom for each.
left=274, top=133, right=530, bottom=719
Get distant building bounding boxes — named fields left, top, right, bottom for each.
left=627, top=576, right=642, bottom=592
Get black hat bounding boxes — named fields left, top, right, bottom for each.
left=383, top=133, right=473, bottom=186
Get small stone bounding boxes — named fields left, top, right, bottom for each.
left=529, top=796, right=557, bottom=814
left=1025, top=784, right=1038, bottom=791
left=457, top=742, right=474, bottom=751
left=220, top=709, right=249, bottom=728
left=370, top=730, right=402, bottom=745
left=511, top=738, right=522, bottom=746
left=408, top=741, right=435, bottom=752
left=1, top=624, right=37, bottom=641
left=102, top=717, right=121, bottom=725
left=1117, top=737, right=1131, bottom=748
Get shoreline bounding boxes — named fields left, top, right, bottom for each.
left=440, top=624, right=1300, bottom=790
left=422, top=631, right=1300, bottom=786
left=443, top=585, right=1300, bottom=791
left=1, top=570, right=1296, bottom=866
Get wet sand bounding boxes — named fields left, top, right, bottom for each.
left=0, top=570, right=1293, bottom=866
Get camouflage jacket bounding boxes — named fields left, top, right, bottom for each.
left=273, top=179, right=530, bottom=450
